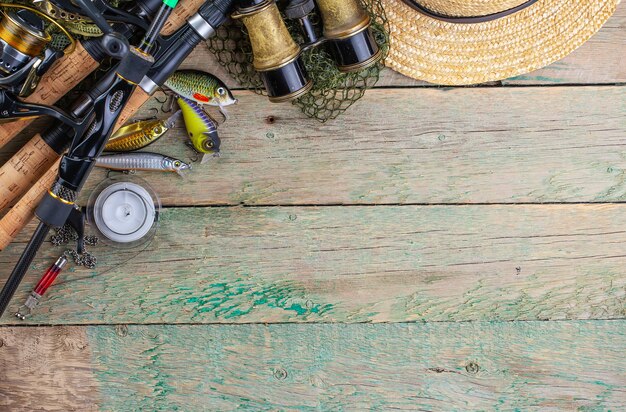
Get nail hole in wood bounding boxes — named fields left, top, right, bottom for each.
left=115, top=325, right=129, bottom=337
left=265, top=116, right=276, bottom=124
left=465, top=361, right=480, bottom=374
left=273, top=367, right=288, bottom=380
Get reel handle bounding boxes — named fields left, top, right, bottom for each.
left=72, top=0, right=130, bottom=59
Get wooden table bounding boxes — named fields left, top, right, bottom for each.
left=1, top=5, right=625, bottom=410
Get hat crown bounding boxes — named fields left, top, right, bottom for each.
left=418, top=0, right=528, bottom=17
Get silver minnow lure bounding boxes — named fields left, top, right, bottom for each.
left=95, top=153, right=191, bottom=176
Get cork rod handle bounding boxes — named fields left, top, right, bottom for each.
left=0, top=134, right=61, bottom=211
left=0, top=159, right=60, bottom=251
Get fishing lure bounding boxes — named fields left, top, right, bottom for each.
left=95, top=153, right=191, bottom=176
left=165, top=70, right=237, bottom=109
left=63, top=20, right=103, bottom=37
left=105, top=112, right=179, bottom=152
left=178, top=97, right=221, bottom=164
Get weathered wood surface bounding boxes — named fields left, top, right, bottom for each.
left=60, top=86, right=626, bottom=206
left=1, top=321, right=625, bottom=411
left=4, top=85, right=626, bottom=206
left=0, top=327, right=99, bottom=411
left=0, top=5, right=624, bottom=410
left=187, top=3, right=626, bottom=88
left=2, top=204, right=625, bottom=324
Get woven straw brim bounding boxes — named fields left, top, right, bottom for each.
left=383, top=0, right=620, bottom=85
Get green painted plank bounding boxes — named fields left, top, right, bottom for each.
left=80, top=86, right=626, bottom=205
left=2, top=204, right=626, bottom=324
left=2, top=321, right=626, bottom=410
left=2, top=87, right=625, bottom=206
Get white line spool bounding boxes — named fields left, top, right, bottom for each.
left=87, top=176, right=160, bottom=247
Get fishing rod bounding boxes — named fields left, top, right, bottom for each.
left=0, top=0, right=236, bottom=317
left=0, top=0, right=162, bottom=149
left=0, top=0, right=224, bottom=246
left=0, top=0, right=205, bottom=216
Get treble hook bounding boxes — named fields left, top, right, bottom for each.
left=189, top=152, right=200, bottom=163
left=154, top=87, right=178, bottom=113
left=204, top=106, right=227, bottom=125
left=128, top=107, right=158, bottom=124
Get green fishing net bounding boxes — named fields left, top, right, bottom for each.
left=207, top=0, right=389, bottom=122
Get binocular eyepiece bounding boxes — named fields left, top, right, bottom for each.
left=233, top=0, right=381, bottom=103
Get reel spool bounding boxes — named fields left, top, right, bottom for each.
left=86, top=175, right=161, bottom=248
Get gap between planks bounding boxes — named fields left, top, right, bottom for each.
left=2, top=204, right=626, bottom=325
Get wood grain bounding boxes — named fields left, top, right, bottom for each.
left=2, top=204, right=625, bottom=324
left=0, top=326, right=99, bottom=411
left=1, top=321, right=625, bottom=410
left=68, top=86, right=626, bottom=206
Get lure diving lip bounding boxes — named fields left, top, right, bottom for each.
left=95, top=152, right=192, bottom=176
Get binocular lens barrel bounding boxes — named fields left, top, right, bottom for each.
left=316, top=0, right=381, bottom=72
left=234, top=0, right=312, bottom=102
left=327, top=26, right=381, bottom=73
left=236, top=0, right=381, bottom=102
left=261, top=58, right=312, bottom=103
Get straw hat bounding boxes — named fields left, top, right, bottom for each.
left=382, top=0, right=620, bottom=85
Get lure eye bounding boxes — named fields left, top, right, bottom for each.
left=217, top=87, right=226, bottom=96
left=174, top=161, right=181, bottom=167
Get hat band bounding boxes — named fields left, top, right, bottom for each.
left=401, top=0, right=539, bottom=23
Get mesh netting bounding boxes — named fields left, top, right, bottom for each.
left=207, top=0, right=389, bottom=122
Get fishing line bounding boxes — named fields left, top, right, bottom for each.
left=52, top=235, right=155, bottom=287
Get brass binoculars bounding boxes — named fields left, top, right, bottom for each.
left=233, top=0, right=381, bottom=103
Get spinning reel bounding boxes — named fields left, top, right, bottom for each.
left=0, top=4, right=74, bottom=99
left=0, top=0, right=153, bottom=127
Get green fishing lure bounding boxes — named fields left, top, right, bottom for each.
left=165, top=70, right=237, bottom=108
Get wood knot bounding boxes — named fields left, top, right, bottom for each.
left=465, top=361, right=480, bottom=374
left=273, top=367, right=288, bottom=380
left=115, top=325, right=129, bottom=337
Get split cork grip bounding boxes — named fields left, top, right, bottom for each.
left=0, top=88, right=153, bottom=212
left=0, top=0, right=204, bottom=149
left=0, top=159, right=60, bottom=251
